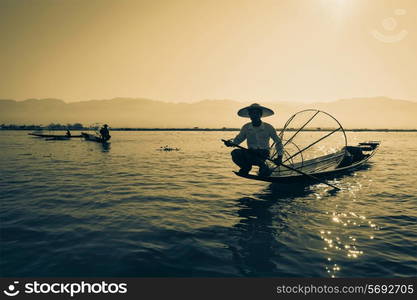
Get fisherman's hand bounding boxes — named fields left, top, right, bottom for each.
left=224, top=139, right=234, bottom=147
left=273, top=155, right=283, bottom=165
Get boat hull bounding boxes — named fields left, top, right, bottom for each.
left=234, top=141, right=380, bottom=183
left=45, top=136, right=71, bottom=141
left=81, top=132, right=109, bottom=143
left=29, top=133, right=82, bottom=138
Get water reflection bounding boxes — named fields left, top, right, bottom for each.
left=229, top=184, right=314, bottom=276
left=101, top=143, right=111, bottom=152
left=2, top=131, right=414, bottom=277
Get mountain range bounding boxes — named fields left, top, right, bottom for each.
left=0, top=97, right=416, bottom=129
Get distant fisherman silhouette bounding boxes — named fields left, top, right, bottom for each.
left=223, top=103, right=283, bottom=177
left=99, top=124, right=111, bottom=141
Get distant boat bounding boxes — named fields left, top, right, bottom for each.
left=81, top=132, right=110, bottom=143
left=45, top=136, right=71, bottom=141
left=28, top=133, right=83, bottom=138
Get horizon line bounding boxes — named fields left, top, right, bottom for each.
left=2, top=95, right=417, bottom=104
left=2, top=127, right=417, bottom=132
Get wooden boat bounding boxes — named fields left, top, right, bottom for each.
left=227, top=110, right=381, bottom=189
left=81, top=132, right=110, bottom=143
left=45, top=136, right=71, bottom=141
left=234, top=141, right=380, bottom=183
left=28, top=133, right=83, bottom=138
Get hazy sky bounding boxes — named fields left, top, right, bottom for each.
left=0, top=0, right=416, bottom=103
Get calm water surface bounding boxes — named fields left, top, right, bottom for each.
left=1, top=131, right=416, bottom=277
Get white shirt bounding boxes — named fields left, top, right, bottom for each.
left=233, top=122, right=284, bottom=155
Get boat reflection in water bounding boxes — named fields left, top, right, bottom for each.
left=101, top=142, right=111, bottom=152
left=229, top=185, right=315, bottom=277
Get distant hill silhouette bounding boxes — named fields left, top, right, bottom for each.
left=0, top=97, right=416, bottom=129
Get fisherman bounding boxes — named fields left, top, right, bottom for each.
left=99, top=124, right=111, bottom=141
left=66, top=129, right=71, bottom=137
left=223, top=103, right=284, bottom=177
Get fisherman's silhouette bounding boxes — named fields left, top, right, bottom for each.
left=223, top=103, right=283, bottom=177
left=99, top=124, right=111, bottom=141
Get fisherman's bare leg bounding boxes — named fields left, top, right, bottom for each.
left=251, top=149, right=271, bottom=177
left=231, top=149, right=252, bottom=175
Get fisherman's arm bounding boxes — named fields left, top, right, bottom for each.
left=224, top=125, right=247, bottom=147
left=270, top=126, right=284, bottom=164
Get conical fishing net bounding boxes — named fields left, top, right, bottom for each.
left=269, top=110, right=347, bottom=176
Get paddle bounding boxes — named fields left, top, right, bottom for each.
left=221, top=139, right=341, bottom=191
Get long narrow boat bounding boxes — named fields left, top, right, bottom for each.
left=45, top=136, right=71, bottom=141
left=234, top=141, right=380, bottom=183
left=28, top=133, right=83, bottom=138
left=81, top=132, right=109, bottom=143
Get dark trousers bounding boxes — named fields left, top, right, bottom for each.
left=231, top=149, right=269, bottom=172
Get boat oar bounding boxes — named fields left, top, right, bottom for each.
left=221, top=139, right=341, bottom=191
